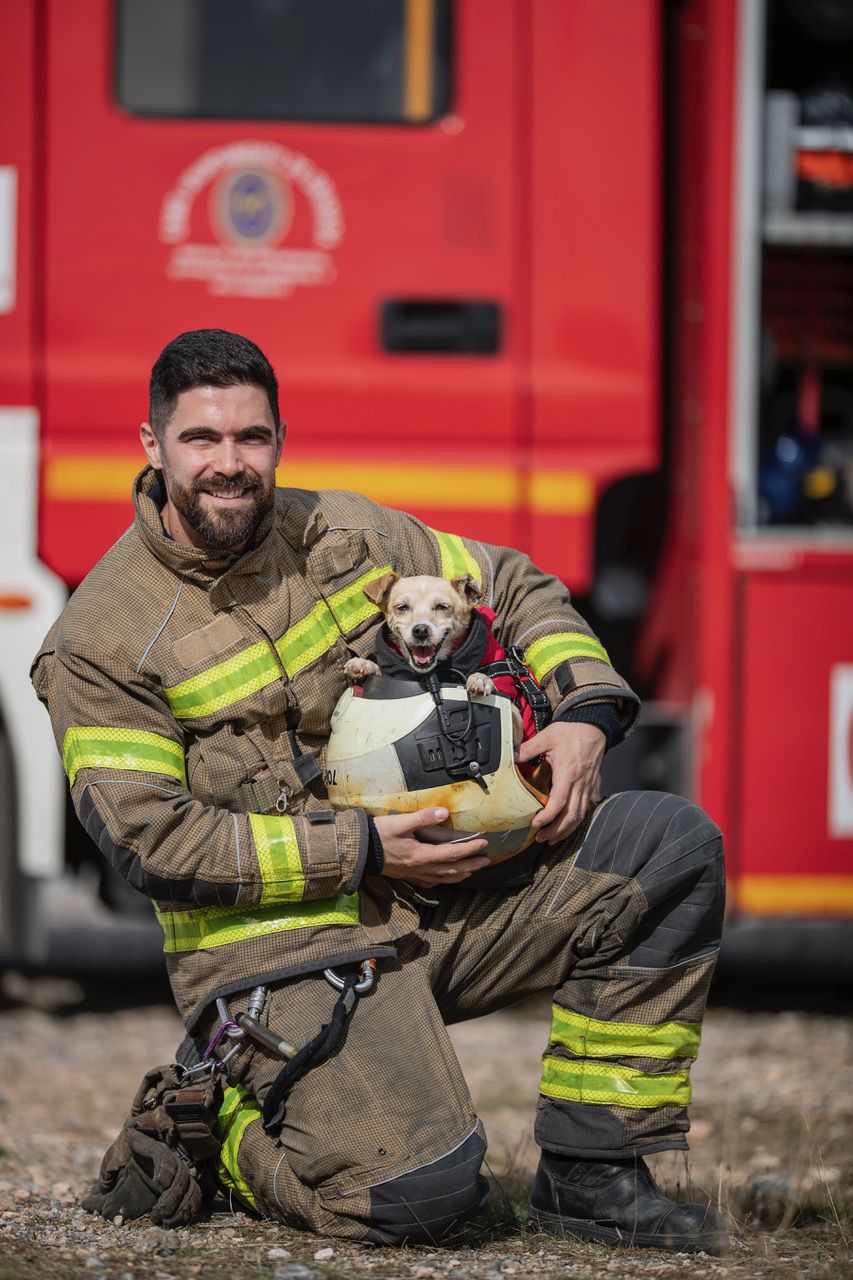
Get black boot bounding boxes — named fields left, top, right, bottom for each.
left=528, top=1153, right=727, bottom=1253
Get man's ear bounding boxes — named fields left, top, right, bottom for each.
left=275, top=420, right=287, bottom=465
left=450, top=573, right=482, bottom=605
left=363, top=571, right=400, bottom=612
left=140, top=422, right=164, bottom=471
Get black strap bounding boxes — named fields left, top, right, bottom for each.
left=480, top=646, right=551, bottom=734
left=261, top=973, right=360, bottom=1137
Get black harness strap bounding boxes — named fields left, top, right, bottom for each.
left=481, top=646, right=551, bottom=734
left=261, top=973, right=360, bottom=1137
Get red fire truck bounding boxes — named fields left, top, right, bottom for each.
left=2, top=0, right=852, bottom=958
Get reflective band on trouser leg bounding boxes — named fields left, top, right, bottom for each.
left=164, top=566, right=392, bottom=720
left=62, top=727, right=186, bottom=788
left=549, top=1005, right=701, bottom=1062
left=248, top=813, right=305, bottom=905
left=524, top=631, right=611, bottom=681
left=539, top=1057, right=692, bottom=1109
left=214, top=1085, right=260, bottom=1211
left=429, top=528, right=482, bottom=585
left=155, top=894, right=361, bottom=953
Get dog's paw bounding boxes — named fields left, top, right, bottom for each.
left=344, top=657, right=380, bottom=681
left=466, top=672, right=496, bottom=698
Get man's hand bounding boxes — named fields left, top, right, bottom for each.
left=516, top=721, right=606, bottom=845
left=373, top=807, right=490, bottom=888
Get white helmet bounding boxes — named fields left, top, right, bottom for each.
left=325, top=675, right=548, bottom=862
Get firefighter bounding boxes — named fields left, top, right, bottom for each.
left=32, top=330, right=726, bottom=1253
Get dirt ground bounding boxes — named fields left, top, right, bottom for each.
left=0, top=971, right=850, bottom=1280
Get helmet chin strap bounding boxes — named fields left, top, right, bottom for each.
left=424, top=670, right=489, bottom=792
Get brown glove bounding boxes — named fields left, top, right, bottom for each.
left=82, top=1119, right=203, bottom=1226
left=82, top=1064, right=216, bottom=1227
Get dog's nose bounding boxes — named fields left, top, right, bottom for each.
left=412, top=624, right=430, bottom=642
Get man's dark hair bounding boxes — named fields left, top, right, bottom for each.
left=149, top=329, right=280, bottom=438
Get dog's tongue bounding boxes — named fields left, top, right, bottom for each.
left=412, top=645, right=436, bottom=667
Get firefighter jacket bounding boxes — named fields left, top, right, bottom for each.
left=31, top=466, right=640, bottom=1030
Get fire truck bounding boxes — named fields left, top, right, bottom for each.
left=2, top=0, right=852, bottom=959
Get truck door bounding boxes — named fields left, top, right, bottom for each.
left=40, top=0, right=524, bottom=583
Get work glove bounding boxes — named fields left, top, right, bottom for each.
left=82, top=1117, right=203, bottom=1227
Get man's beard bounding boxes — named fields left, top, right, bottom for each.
left=165, top=469, right=275, bottom=551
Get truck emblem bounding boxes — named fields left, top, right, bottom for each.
left=159, top=141, right=344, bottom=300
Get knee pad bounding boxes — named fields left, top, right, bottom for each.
left=364, top=1129, right=489, bottom=1245
left=578, top=792, right=726, bottom=966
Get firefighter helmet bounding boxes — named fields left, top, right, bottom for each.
left=325, top=675, right=548, bottom=862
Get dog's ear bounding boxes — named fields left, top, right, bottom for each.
left=450, top=574, right=482, bottom=605
left=363, top=571, right=400, bottom=611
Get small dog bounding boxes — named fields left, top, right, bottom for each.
left=344, top=572, right=498, bottom=697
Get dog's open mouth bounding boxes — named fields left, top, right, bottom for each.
left=408, top=643, right=438, bottom=669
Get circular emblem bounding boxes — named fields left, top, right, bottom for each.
left=211, top=168, right=293, bottom=247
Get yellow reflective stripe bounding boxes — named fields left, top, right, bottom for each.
left=214, top=1085, right=259, bottom=1211
left=525, top=631, right=610, bottom=681
left=62, top=727, right=186, bottom=788
left=429, top=528, right=482, bottom=585
left=550, top=1006, right=701, bottom=1062
left=248, top=813, right=305, bottom=905
left=275, top=599, right=339, bottom=678
left=540, top=1056, right=691, bottom=1109
left=164, top=640, right=280, bottom=720
left=155, top=893, right=360, bottom=953
left=327, top=564, right=393, bottom=632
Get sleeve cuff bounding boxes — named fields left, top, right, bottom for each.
left=554, top=701, right=624, bottom=751
left=364, top=815, right=385, bottom=877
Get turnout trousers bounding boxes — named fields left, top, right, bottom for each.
left=204, top=792, right=725, bottom=1244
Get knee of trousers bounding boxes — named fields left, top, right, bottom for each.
left=363, top=1129, right=490, bottom=1246
left=580, top=792, right=726, bottom=965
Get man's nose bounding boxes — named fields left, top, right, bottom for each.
left=212, top=439, right=242, bottom=474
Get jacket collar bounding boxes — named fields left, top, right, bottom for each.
left=132, top=465, right=328, bottom=585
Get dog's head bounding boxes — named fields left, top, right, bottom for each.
left=364, top=572, right=481, bottom=673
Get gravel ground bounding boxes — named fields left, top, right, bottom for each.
left=0, top=971, right=850, bottom=1280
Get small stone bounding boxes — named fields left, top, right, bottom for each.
left=13, top=1189, right=31, bottom=1202
left=268, top=1248, right=292, bottom=1259
left=272, top=1266, right=320, bottom=1280
left=114, top=1214, right=124, bottom=1226
left=84, top=1260, right=102, bottom=1270
left=135, top=1226, right=181, bottom=1254
left=314, top=1247, right=334, bottom=1261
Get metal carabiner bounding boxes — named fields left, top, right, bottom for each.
left=323, top=958, right=376, bottom=995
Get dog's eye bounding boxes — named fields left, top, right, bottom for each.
left=395, top=603, right=410, bottom=614
left=433, top=602, right=450, bottom=613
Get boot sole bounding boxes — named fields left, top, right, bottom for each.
left=527, top=1204, right=727, bottom=1254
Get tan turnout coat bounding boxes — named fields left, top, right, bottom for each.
left=32, top=467, right=638, bottom=1028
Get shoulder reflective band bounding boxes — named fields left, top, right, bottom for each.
left=524, top=632, right=610, bottom=682
left=429, top=528, right=482, bottom=585
left=214, top=1084, right=259, bottom=1212
left=550, top=1006, right=701, bottom=1062
left=539, top=1056, right=691, bottom=1109
left=248, top=813, right=305, bottom=905
left=62, top=727, right=186, bottom=788
left=155, top=893, right=360, bottom=953
left=163, top=565, right=392, bottom=720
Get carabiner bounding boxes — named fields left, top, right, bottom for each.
left=323, top=958, right=376, bottom=995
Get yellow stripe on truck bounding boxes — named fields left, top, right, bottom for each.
left=44, top=457, right=595, bottom=516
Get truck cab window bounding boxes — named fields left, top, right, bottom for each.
left=115, top=0, right=451, bottom=124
